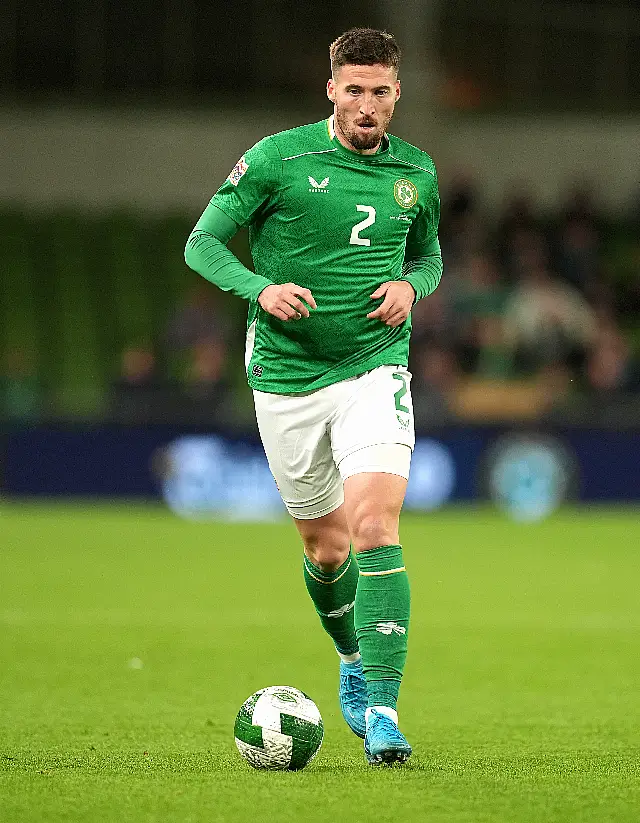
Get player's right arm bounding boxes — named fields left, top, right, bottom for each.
left=184, top=203, right=272, bottom=302
left=184, top=139, right=315, bottom=320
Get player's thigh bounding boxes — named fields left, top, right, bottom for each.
left=253, top=388, right=344, bottom=520
left=329, top=365, right=414, bottom=550
left=341, top=449, right=410, bottom=551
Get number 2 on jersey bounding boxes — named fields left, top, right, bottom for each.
left=349, top=205, right=376, bottom=247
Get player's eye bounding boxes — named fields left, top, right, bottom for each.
left=376, top=89, right=390, bottom=96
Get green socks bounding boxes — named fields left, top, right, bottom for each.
left=304, top=544, right=410, bottom=711
left=303, top=552, right=360, bottom=657
left=354, top=544, right=410, bottom=710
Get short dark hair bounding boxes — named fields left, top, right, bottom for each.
left=330, top=28, right=400, bottom=76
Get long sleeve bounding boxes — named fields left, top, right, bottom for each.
left=401, top=236, right=443, bottom=302
left=184, top=202, right=274, bottom=302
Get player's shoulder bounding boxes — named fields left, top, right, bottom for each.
left=258, top=120, right=331, bottom=160
left=386, top=133, right=437, bottom=179
left=239, top=121, right=329, bottom=181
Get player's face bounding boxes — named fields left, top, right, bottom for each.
left=327, top=64, right=400, bottom=154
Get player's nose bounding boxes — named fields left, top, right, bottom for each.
left=359, top=94, right=377, bottom=116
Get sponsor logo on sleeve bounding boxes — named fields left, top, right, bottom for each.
left=228, top=156, right=249, bottom=186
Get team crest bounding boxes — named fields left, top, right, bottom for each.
left=228, top=156, right=249, bottom=186
left=393, top=179, right=418, bottom=209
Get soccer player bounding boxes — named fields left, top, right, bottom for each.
left=185, top=27, right=442, bottom=765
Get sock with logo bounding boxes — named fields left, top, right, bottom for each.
left=303, top=552, right=360, bottom=657
left=354, top=544, right=410, bottom=710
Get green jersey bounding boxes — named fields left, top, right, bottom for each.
left=208, top=117, right=441, bottom=394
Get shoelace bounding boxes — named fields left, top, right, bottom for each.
left=369, top=712, right=405, bottom=744
left=340, top=669, right=366, bottom=710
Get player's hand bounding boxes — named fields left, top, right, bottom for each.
left=258, top=283, right=317, bottom=321
left=367, top=281, right=416, bottom=327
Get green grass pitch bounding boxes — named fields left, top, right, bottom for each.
left=1, top=502, right=639, bottom=822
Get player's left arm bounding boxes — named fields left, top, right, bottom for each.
left=367, top=172, right=442, bottom=328
left=399, top=168, right=442, bottom=302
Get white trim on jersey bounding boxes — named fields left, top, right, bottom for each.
left=245, top=318, right=257, bottom=370
left=387, top=152, right=435, bottom=176
left=282, top=149, right=337, bottom=162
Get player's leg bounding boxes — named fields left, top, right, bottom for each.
left=252, top=387, right=366, bottom=736
left=341, top=459, right=413, bottom=764
left=295, top=506, right=360, bottom=662
left=343, top=467, right=409, bottom=703
left=330, top=365, right=415, bottom=763
left=294, top=508, right=367, bottom=737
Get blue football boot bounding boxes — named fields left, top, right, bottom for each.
left=339, top=659, right=367, bottom=738
left=364, top=709, right=412, bottom=765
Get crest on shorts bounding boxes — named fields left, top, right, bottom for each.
left=228, top=156, right=249, bottom=186
left=393, top=178, right=418, bottom=209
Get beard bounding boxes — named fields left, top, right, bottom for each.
left=335, top=107, right=391, bottom=151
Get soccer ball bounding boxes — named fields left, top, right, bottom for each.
left=234, top=685, right=324, bottom=770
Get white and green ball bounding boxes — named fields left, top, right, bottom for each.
left=234, top=686, right=323, bottom=770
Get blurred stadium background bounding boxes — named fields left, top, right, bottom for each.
left=1, top=0, right=639, bottom=512
left=2, top=5, right=640, bottom=820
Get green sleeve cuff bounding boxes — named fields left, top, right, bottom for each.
left=401, top=237, right=443, bottom=302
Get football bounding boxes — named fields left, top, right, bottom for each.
left=234, top=685, right=324, bottom=770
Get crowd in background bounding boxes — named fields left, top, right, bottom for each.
left=107, top=280, right=235, bottom=426
left=409, top=176, right=640, bottom=426
left=2, top=177, right=639, bottom=429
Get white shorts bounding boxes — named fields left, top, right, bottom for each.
left=253, top=365, right=415, bottom=520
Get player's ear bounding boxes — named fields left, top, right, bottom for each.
left=327, top=78, right=336, bottom=102
left=395, top=80, right=401, bottom=101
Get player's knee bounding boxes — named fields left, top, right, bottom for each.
left=351, top=511, right=397, bottom=553
left=304, top=542, right=350, bottom=571
left=302, top=529, right=350, bottom=571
